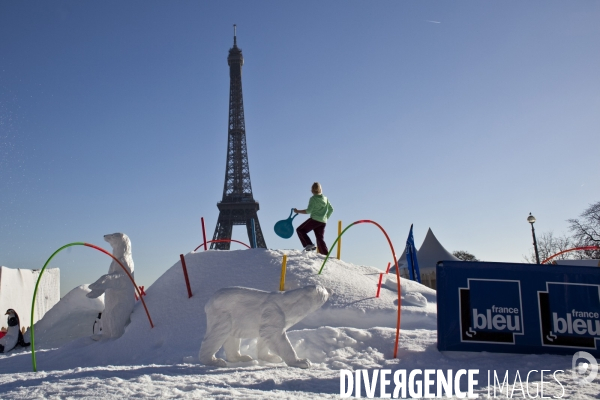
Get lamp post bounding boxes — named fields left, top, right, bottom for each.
left=528, top=213, right=540, bottom=264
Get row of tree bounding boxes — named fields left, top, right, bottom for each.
left=451, top=201, right=599, bottom=263
left=524, top=201, right=600, bottom=263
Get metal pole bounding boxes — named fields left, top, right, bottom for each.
left=530, top=222, right=540, bottom=264
left=201, top=217, right=207, bottom=251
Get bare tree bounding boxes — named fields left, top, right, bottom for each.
left=524, top=231, right=578, bottom=264
left=568, top=201, right=600, bottom=259
left=452, top=250, right=478, bottom=261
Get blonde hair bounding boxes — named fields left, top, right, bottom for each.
left=311, top=182, right=322, bottom=194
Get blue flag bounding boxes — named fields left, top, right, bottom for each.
left=405, top=224, right=421, bottom=283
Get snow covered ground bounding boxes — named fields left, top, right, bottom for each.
left=0, top=249, right=598, bottom=398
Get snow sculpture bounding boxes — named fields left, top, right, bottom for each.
left=86, top=233, right=134, bottom=339
left=199, top=285, right=331, bottom=369
left=93, top=313, right=103, bottom=336
left=404, top=292, right=427, bottom=307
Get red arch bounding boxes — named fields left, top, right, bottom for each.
left=31, top=242, right=154, bottom=372
left=83, top=243, right=154, bottom=328
left=541, top=246, right=600, bottom=264
left=193, top=239, right=251, bottom=252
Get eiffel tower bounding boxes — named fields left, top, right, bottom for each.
left=211, top=25, right=267, bottom=250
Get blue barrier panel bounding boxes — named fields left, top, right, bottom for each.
left=437, top=260, right=600, bottom=357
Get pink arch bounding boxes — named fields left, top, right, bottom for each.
left=194, top=239, right=251, bottom=252
left=31, top=242, right=154, bottom=372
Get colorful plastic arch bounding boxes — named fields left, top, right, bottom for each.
left=30, top=242, right=154, bottom=372
left=541, top=246, right=600, bottom=264
left=193, top=239, right=251, bottom=252
left=318, top=220, right=402, bottom=358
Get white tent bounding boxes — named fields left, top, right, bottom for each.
left=413, top=228, right=459, bottom=271
left=391, top=228, right=458, bottom=289
left=393, top=228, right=458, bottom=271
left=0, top=266, right=60, bottom=330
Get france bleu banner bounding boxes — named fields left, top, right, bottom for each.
left=437, top=260, right=600, bottom=357
left=405, top=224, right=421, bottom=283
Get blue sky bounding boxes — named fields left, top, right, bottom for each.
left=1, top=1, right=599, bottom=296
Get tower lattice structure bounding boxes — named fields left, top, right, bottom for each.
left=211, top=26, right=267, bottom=250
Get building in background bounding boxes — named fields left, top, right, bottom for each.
left=211, top=26, right=267, bottom=250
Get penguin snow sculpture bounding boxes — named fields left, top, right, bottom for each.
left=0, top=309, right=30, bottom=353
left=92, top=312, right=103, bottom=338
left=86, top=233, right=135, bottom=339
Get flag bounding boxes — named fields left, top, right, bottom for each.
left=405, top=224, right=421, bottom=283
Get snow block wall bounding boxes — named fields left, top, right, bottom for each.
left=0, top=266, right=60, bottom=329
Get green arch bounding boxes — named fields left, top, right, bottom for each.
left=316, top=220, right=403, bottom=359
left=30, top=242, right=154, bottom=372
left=30, top=242, right=84, bottom=371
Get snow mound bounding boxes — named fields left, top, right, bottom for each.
left=0, top=250, right=594, bottom=399
left=382, top=276, right=434, bottom=310
left=404, top=292, right=428, bottom=307
left=0, top=249, right=435, bottom=372
left=24, top=285, right=104, bottom=350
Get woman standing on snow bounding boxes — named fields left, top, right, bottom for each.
left=293, top=182, right=334, bottom=254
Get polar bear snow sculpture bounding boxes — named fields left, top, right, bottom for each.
left=86, top=233, right=135, bottom=339
left=199, top=285, right=331, bottom=369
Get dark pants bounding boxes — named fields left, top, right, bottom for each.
left=296, top=218, right=328, bottom=254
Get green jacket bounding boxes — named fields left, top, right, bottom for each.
left=306, top=194, right=334, bottom=223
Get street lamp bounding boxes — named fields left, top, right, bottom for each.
left=528, top=213, right=540, bottom=264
